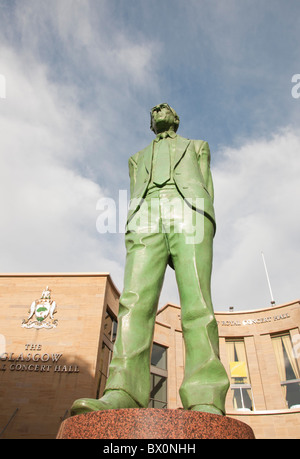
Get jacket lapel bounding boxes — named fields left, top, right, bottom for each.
left=140, top=136, right=190, bottom=176
left=143, top=140, right=154, bottom=174
left=174, top=136, right=190, bottom=167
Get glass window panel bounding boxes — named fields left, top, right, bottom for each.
left=149, top=374, right=167, bottom=409
left=272, top=334, right=300, bottom=409
left=97, top=341, right=112, bottom=398
left=103, top=312, right=113, bottom=341
left=232, top=387, right=242, bottom=410
left=149, top=344, right=168, bottom=408
left=103, top=310, right=117, bottom=343
left=272, top=334, right=300, bottom=381
left=231, top=387, right=253, bottom=411
left=112, top=320, right=118, bottom=343
left=226, top=339, right=250, bottom=385
left=272, top=334, right=300, bottom=408
left=282, top=381, right=300, bottom=409
left=151, top=343, right=167, bottom=370
left=241, top=387, right=253, bottom=411
left=226, top=339, right=254, bottom=411
left=281, top=335, right=300, bottom=380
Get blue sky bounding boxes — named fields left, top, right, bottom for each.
left=0, top=0, right=299, bottom=311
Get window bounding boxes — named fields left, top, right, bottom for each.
left=226, top=339, right=254, bottom=411
left=149, top=343, right=168, bottom=409
left=97, top=341, right=112, bottom=398
left=151, top=342, right=167, bottom=370
left=103, top=310, right=118, bottom=343
left=96, top=309, right=118, bottom=398
left=272, top=334, right=300, bottom=409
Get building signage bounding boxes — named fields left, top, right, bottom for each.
left=217, top=312, right=290, bottom=327
left=22, top=287, right=58, bottom=329
left=0, top=344, right=80, bottom=373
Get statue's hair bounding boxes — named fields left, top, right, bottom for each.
left=150, top=103, right=180, bottom=133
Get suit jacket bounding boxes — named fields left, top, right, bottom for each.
left=127, top=134, right=216, bottom=234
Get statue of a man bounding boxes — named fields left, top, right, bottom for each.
left=71, top=103, right=229, bottom=416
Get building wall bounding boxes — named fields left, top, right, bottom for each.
left=0, top=273, right=119, bottom=439
left=154, top=300, right=300, bottom=439
left=228, top=410, right=300, bottom=439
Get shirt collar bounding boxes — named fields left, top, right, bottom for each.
left=155, top=130, right=177, bottom=142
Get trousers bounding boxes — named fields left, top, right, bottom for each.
left=105, top=187, right=229, bottom=412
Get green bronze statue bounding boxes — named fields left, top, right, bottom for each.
left=71, top=103, right=229, bottom=416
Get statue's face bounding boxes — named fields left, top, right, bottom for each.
left=151, top=103, right=176, bottom=133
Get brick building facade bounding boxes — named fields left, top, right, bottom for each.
left=0, top=273, right=299, bottom=439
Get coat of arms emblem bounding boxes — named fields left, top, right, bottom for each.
left=22, top=286, right=58, bottom=329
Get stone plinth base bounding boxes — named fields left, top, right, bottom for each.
left=57, top=408, right=255, bottom=439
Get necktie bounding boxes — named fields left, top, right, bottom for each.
left=153, top=136, right=170, bottom=186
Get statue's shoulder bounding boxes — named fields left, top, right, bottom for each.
left=191, top=138, right=206, bottom=147
left=129, top=150, right=140, bottom=165
left=175, top=134, right=189, bottom=141
left=130, top=140, right=152, bottom=164
left=176, top=135, right=207, bottom=152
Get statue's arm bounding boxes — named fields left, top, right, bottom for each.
left=128, top=155, right=138, bottom=196
left=198, top=141, right=214, bottom=202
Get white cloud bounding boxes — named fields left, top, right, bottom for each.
left=212, top=128, right=300, bottom=310
left=0, top=2, right=161, bottom=297
left=0, top=46, right=125, bottom=282
left=12, top=0, right=158, bottom=89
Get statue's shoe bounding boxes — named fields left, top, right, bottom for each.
left=190, top=404, right=224, bottom=416
left=70, top=390, right=140, bottom=416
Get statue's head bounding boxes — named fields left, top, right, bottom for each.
left=150, top=103, right=180, bottom=134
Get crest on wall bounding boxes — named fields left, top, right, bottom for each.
left=22, top=286, right=58, bottom=329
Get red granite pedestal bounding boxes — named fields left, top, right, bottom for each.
left=56, top=408, right=255, bottom=439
